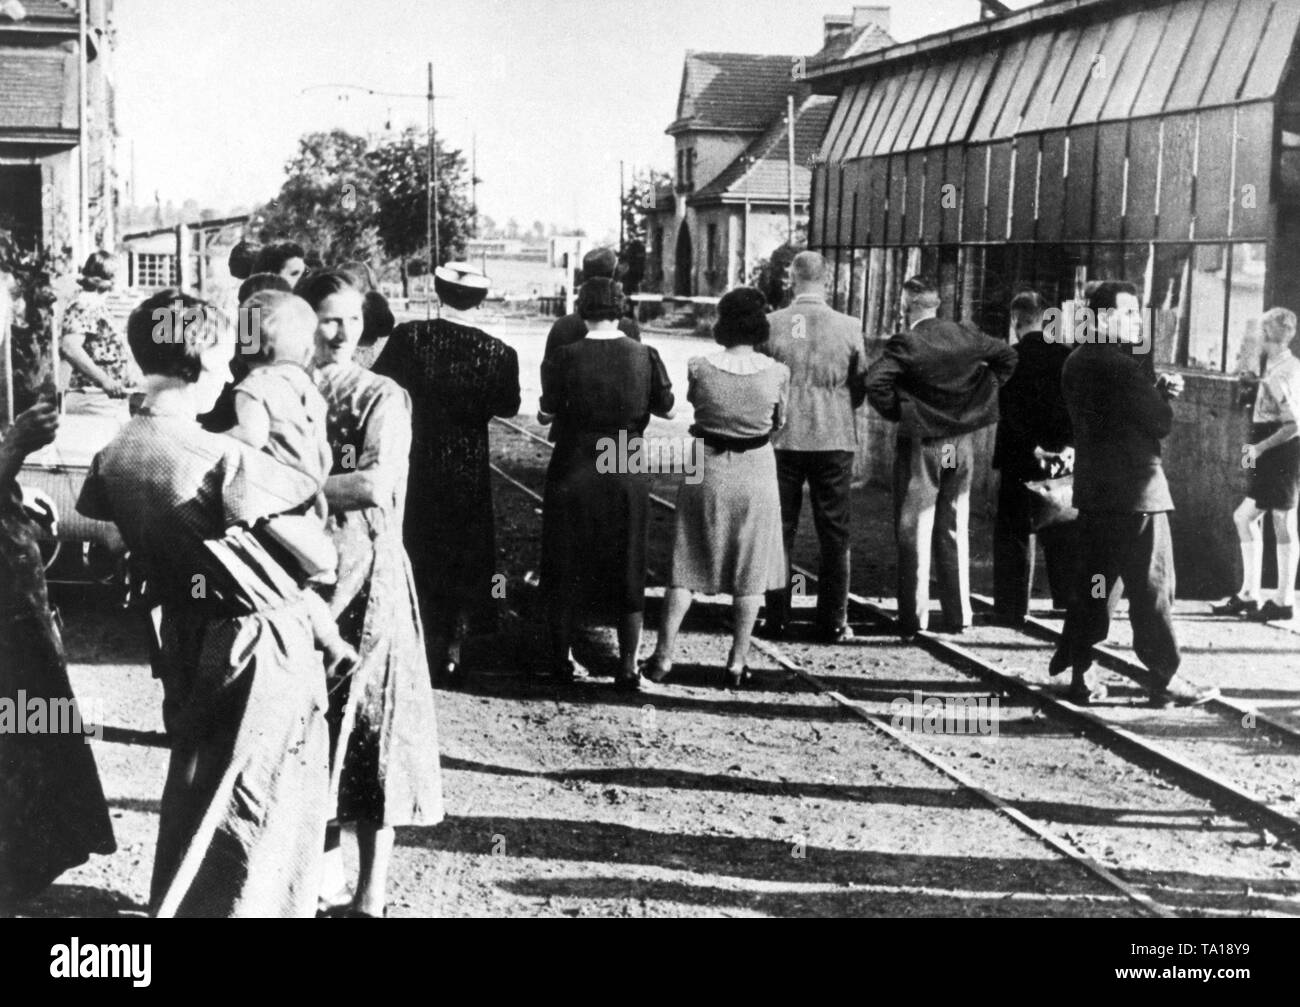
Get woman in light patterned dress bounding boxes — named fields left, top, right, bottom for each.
left=60, top=251, right=136, bottom=400
left=642, top=288, right=789, bottom=688
left=300, top=270, right=443, bottom=919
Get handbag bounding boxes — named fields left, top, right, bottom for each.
left=1023, top=474, right=1077, bottom=531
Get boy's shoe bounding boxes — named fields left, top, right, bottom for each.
left=1249, top=600, right=1294, bottom=622
left=1211, top=595, right=1258, bottom=617
left=1150, top=676, right=1220, bottom=708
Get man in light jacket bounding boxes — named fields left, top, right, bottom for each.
left=759, top=251, right=867, bottom=642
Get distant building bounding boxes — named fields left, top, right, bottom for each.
left=0, top=0, right=118, bottom=259
left=646, top=7, right=894, bottom=296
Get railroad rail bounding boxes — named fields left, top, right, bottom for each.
left=489, top=414, right=1300, bottom=852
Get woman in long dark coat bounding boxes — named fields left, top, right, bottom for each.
left=300, top=270, right=443, bottom=919
left=76, top=291, right=330, bottom=918
left=373, top=262, right=520, bottom=686
left=1, top=402, right=115, bottom=912
left=539, top=278, right=675, bottom=690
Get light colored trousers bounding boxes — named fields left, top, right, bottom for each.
left=892, top=433, right=975, bottom=632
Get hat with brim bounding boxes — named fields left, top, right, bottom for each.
left=434, top=261, right=490, bottom=292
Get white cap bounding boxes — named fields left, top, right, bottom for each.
left=434, top=261, right=490, bottom=291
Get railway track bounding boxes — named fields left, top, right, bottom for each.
left=490, top=414, right=1300, bottom=862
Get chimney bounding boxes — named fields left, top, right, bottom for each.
left=852, top=5, right=891, bottom=34
left=823, top=13, right=853, bottom=50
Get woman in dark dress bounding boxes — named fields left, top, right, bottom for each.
left=539, top=278, right=675, bottom=690
left=300, top=270, right=443, bottom=919
left=1, top=402, right=115, bottom=912
left=373, top=262, right=521, bottom=686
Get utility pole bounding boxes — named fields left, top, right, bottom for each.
left=427, top=61, right=437, bottom=320
left=619, top=160, right=625, bottom=250
left=786, top=94, right=796, bottom=242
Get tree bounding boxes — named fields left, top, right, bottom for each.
left=257, top=127, right=476, bottom=272
left=621, top=168, right=671, bottom=247
left=256, top=129, right=381, bottom=264
left=369, top=127, right=475, bottom=268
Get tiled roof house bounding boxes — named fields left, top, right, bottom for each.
left=648, top=7, right=894, bottom=296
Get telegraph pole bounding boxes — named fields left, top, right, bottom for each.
left=427, top=61, right=437, bottom=319
left=786, top=94, right=796, bottom=242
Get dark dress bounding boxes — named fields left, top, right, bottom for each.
left=77, top=415, right=329, bottom=918
left=1, top=480, right=115, bottom=905
left=540, top=335, right=675, bottom=617
left=314, top=364, right=444, bottom=828
left=372, top=319, right=521, bottom=634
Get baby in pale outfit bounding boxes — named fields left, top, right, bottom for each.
left=231, top=290, right=354, bottom=673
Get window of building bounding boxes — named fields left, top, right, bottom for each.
left=706, top=223, right=718, bottom=276
left=1226, top=242, right=1267, bottom=373
left=676, top=147, right=695, bottom=194
left=134, top=253, right=176, bottom=288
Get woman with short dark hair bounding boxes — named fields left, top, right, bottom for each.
left=60, top=250, right=136, bottom=400
left=643, top=287, right=789, bottom=687
left=76, top=290, right=330, bottom=917
left=539, top=278, right=675, bottom=690
left=254, top=241, right=308, bottom=288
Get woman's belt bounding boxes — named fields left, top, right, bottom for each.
left=690, top=425, right=771, bottom=453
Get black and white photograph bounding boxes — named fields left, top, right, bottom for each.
left=0, top=0, right=1294, bottom=971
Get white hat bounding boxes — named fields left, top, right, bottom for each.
left=434, top=261, right=490, bottom=291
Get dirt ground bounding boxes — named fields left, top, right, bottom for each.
left=18, top=320, right=1300, bottom=918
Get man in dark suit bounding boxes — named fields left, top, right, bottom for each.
left=992, top=290, right=1077, bottom=623
left=1052, top=280, right=1218, bottom=706
left=866, top=275, right=1017, bottom=636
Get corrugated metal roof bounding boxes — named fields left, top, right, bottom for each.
left=818, top=0, right=1300, bottom=163
left=0, top=46, right=75, bottom=131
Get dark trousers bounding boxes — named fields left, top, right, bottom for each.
left=764, top=450, right=854, bottom=632
left=992, top=473, right=1078, bottom=619
left=893, top=433, right=975, bottom=633
left=1055, top=511, right=1180, bottom=684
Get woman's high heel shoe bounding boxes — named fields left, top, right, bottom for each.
left=639, top=655, right=673, bottom=683
left=723, top=666, right=750, bottom=689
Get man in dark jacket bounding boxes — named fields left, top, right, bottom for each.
left=866, top=275, right=1017, bottom=635
left=992, top=290, right=1076, bottom=623
left=1052, top=280, right=1218, bottom=707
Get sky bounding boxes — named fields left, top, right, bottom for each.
left=113, top=0, right=1038, bottom=242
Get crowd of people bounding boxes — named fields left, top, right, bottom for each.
left=6, top=232, right=1295, bottom=917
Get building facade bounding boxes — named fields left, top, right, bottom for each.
left=808, top=0, right=1300, bottom=594
left=0, top=0, right=117, bottom=260
left=647, top=7, right=894, bottom=297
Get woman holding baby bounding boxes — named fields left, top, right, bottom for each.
left=75, top=291, right=330, bottom=918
